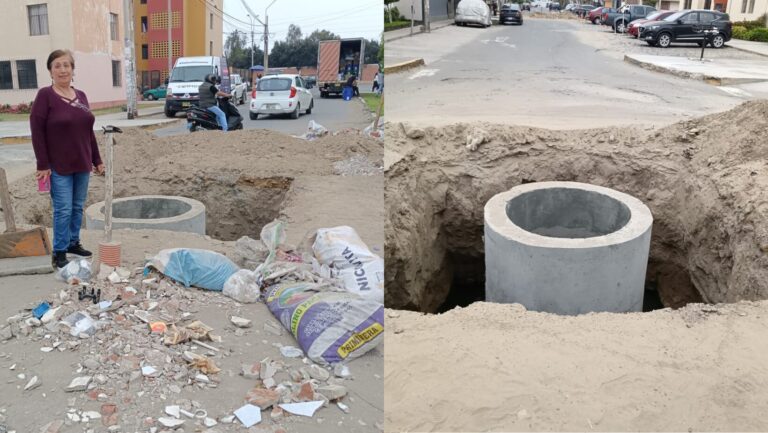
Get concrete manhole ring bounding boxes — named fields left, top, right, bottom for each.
left=85, top=195, right=206, bottom=235
left=484, top=181, right=653, bottom=315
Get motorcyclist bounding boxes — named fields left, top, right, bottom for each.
left=198, top=74, right=232, bottom=131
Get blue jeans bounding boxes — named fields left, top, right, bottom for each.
left=50, top=170, right=90, bottom=253
left=207, top=106, right=228, bottom=131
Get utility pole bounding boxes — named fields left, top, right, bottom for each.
left=167, top=0, right=172, bottom=83
left=264, top=0, right=277, bottom=72
left=423, top=0, right=431, bottom=33
left=123, top=0, right=137, bottom=119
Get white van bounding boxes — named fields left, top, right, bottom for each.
left=165, top=56, right=231, bottom=117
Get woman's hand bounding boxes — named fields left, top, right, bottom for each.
left=93, top=164, right=105, bottom=175
left=35, top=169, right=51, bottom=180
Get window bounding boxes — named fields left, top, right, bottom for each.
left=209, top=41, right=213, bottom=55
left=741, top=0, right=747, bottom=12
left=703, top=0, right=711, bottom=9
left=112, top=60, right=121, bottom=87
left=0, top=61, right=12, bottom=89
left=682, top=12, right=698, bottom=23
left=210, top=13, right=214, bottom=29
left=141, top=44, right=148, bottom=60
left=748, top=0, right=755, bottom=12
left=110, top=13, right=119, bottom=40
left=141, top=16, right=147, bottom=33
left=684, top=0, right=693, bottom=9
left=141, top=0, right=146, bottom=3
left=16, top=60, right=38, bottom=89
left=700, top=12, right=716, bottom=22
left=28, top=4, right=49, bottom=36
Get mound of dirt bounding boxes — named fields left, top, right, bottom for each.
left=7, top=128, right=383, bottom=241
left=385, top=100, right=768, bottom=312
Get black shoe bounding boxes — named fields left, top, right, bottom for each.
left=52, top=251, right=69, bottom=270
left=67, top=242, right=92, bottom=258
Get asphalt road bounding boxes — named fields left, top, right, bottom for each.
left=385, top=17, right=766, bottom=128
left=152, top=88, right=374, bottom=137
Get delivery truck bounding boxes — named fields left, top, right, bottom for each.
left=316, top=38, right=366, bottom=98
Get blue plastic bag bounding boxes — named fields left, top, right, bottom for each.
left=144, top=249, right=239, bottom=291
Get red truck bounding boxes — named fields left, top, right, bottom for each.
left=317, top=38, right=366, bottom=98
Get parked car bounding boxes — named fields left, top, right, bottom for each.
left=571, top=4, right=595, bottom=17
left=588, top=7, right=614, bottom=24
left=230, top=74, right=248, bottom=105
left=500, top=3, right=524, bottom=24
left=603, top=4, right=656, bottom=33
left=549, top=2, right=562, bottom=11
left=249, top=74, right=314, bottom=120
left=522, top=2, right=531, bottom=10
left=455, top=0, right=492, bottom=27
left=564, top=3, right=576, bottom=11
left=627, top=10, right=674, bottom=37
left=639, top=9, right=732, bottom=48
left=143, top=85, right=166, bottom=101
left=304, top=75, right=317, bottom=88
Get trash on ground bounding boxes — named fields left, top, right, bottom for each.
left=295, top=120, right=329, bottom=140
left=279, top=401, right=324, bottom=417
left=234, top=404, right=262, bottom=427
left=57, top=259, right=93, bottom=285
left=312, top=226, right=385, bottom=302
left=144, top=248, right=239, bottom=291
left=279, top=345, right=304, bottom=358
left=32, top=302, right=50, bottom=319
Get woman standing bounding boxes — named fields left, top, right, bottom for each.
left=30, top=49, right=105, bottom=270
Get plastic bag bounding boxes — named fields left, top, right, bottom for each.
left=265, top=281, right=384, bottom=365
left=57, top=259, right=92, bottom=284
left=222, top=269, right=261, bottom=303
left=144, top=249, right=239, bottom=291
left=254, top=221, right=287, bottom=279
left=363, top=119, right=384, bottom=139
left=312, top=227, right=384, bottom=303
left=233, top=236, right=269, bottom=269
left=61, top=312, right=96, bottom=337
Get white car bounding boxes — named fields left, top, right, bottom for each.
left=249, top=74, right=314, bottom=120
left=230, top=74, right=248, bottom=105
left=455, top=0, right=492, bottom=27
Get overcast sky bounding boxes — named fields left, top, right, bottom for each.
left=219, top=0, right=383, bottom=49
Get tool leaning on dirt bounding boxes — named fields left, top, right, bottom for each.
left=0, top=167, right=53, bottom=265
left=144, top=220, right=384, bottom=366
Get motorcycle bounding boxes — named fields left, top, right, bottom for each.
left=186, top=97, right=243, bottom=132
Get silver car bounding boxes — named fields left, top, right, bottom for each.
left=455, top=0, right=492, bottom=27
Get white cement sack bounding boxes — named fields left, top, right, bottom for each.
left=312, top=226, right=384, bottom=303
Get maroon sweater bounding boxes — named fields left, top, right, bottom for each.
left=31, top=86, right=102, bottom=174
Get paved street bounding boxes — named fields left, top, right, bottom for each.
left=386, top=18, right=768, bottom=128
left=152, top=88, right=374, bottom=137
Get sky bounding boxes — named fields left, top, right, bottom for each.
left=217, top=0, right=384, bottom=49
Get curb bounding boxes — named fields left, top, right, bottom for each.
left=384, top=20, right=455, bottom=43
left=725, top=43, right=768, bottom=59
left=384, top=58, right=426, bottom=74
left=623, top=55, right=768, bottom=86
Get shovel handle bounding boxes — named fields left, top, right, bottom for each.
left=0, top=167, right=17, bottom=233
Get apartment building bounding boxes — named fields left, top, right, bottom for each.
left=133, top=0, right=223, bottom=90
left=0, top=0, right=127, bottom=108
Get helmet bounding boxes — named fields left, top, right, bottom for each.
left=204, top=74, right=217, bottom=84
left=215, top=75, right=222, bottom=84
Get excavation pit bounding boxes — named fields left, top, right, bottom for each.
left=485, top=182, right=653, bottom=315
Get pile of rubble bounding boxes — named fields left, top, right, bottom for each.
left=1, top=224, right=385, bottom=432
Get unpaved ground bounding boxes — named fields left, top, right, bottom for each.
left=384, top=100, right=768, bottom=431
left=385, top=300, right=768, bottom=432
left=0, top=127, right=384, bottom=432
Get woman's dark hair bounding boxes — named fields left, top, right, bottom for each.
left=46, top=49, right=75, bottom=71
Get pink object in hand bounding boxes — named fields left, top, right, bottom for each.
left=37, top=176, right=50, bottom=193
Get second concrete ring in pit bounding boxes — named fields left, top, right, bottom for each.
left=484, top=181, right=653, bottom=315
left=85, top=195, right=206, bottom=235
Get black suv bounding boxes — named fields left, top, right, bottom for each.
left=500, top=3, right=524, bottom=24
left=639, top=10, right=732, bottom=48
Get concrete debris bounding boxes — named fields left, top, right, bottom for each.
left=316, top=384, right=348, bottom=401
left=245, top=387, right=281, bottom=409
left=333, top=364, right=352, bottom=378
left=240, top=362, right=261, bottom=379
left=230, top=316, right=252, bottom=328
left=0, top=326, right=14, bottom=341
left=280, top=345, right=303, bottom=358
left=24, top=375, right=41, bottom=391
left=309, top=364, right=331, bottom=381
left=204, top=417, right=218, bottom=427
left=65, top=376, right=92, bottom=392
left=234, top=404, right=262, bottom=427
left=157, top=417, right=185, bottom=429
left=337, top=401, right=350, bottom=413
left=165, top=405, right=181, bottom=418
left=465, top=126, right=489, bottom=151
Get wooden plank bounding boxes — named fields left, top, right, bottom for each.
left=0, top=227, right=51, bottom=258
left=0, top=167, right=16, bottom=232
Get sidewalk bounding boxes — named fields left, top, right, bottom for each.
left=384, top=18, right=455, bottom=43
left=726, top=39, right=768, bottom=58
left=624, top=54, right=768, bottom=85
left=0, top=103, right=175, bottom=140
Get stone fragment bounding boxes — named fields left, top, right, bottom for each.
left=83, top=358, right=100, bottom=370
left=65, top=376, right=92, bottom=392
left=309, top=365, right=330, bottom=381
left=279, top=346, right=303, bottom=358
left=245, top=387, right=280, bottom=409
left=270, top=406, right=284, bottom=420
left=240, top=363, right=261, bottom=379
left=100, top=404, right=117, bottom=416
left=337, top=402, right=350, bottom=413
left=230, top=316, right=252, bottom=328
left=260, top=360, right=276, bottom=380
left=220, top=415, right=235, bottom=423
left=0, top=326, right=13, bottom=341
left=157, top=417, right=185, bottom=429
left=263, top=377, right=276, bottom=388
left=297, top=382, right=315, bottom=401
left=316, top=384, right=347, bottom=401
left=24, top=375, right=41, bottom=391
left=333, top=364, right=352, bottom=378
left=194, top=374, right=210, bottom=384
left=165, top=405, right=180, bottom=418
left=204, top=417, right=218, bottom=427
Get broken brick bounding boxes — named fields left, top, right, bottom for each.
left=245, top=387, right=280, bottom=409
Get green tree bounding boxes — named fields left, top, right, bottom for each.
left=385, top=0, right=399, bottom=23
left=378, top=33, right=383, bottom=66
left=365, top=38, right=380, bottom=64
left=225, top=30, right=264, bottom=69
